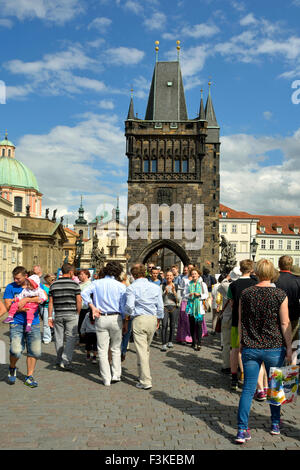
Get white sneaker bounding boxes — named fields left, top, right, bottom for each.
left=167, top=342, right=173, bottom=348
left=161, top=344, right=167, bottom=352
left=136, top=382, right=152, bottom=390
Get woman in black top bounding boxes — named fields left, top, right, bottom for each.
left=235, top=259, right=292, bottom=444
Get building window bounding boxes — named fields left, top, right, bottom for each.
left=231, top=243, right=237, bottom=254
left=261, top=239, right=266, bottom=250
left=8, top=149, right=11, bottom=157
left=287, top=240, right=292, bottom=250
left=232, top=224, right=237, bottom=233
left=182, top=160, right=188, bottom=173
left=174, top=159, right=180, bottom=173
left=296, top=240, right=300, bottom=251
left=241, top=224, right=248, bottom=234
left=3, top=218, right=7, bottom=232
left=151, top=159, right=157, bottom=173
left=14, top=196, right=23, bottom=213
left=1, top=149, right=4, bottom=157
left=157, top=188, right=172, bottom=205
left=143, top=160, right=149, bottom=173
left=270, top=240, right=274, bottom=250
left=278, top=239, right=283, bottom=250
left=222, top=224, right=227, bottom=233
left=109, top=239, right=117, bottom=257
left=3, top=245, right=7, bottom=259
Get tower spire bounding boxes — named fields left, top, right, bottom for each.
left=127, top=89, right=135, bottom=120
left=199, top=89, right=206, bottom=120
left=205, top=80, right=218, bottom=127
left=75, top=196, right=87, bottom=225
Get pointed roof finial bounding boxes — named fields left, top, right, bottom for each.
left=205, top=78, right=218, bottom=127
left=176, top=40, right=181, bottom=61
left=155, top=40, right=159, bottom=62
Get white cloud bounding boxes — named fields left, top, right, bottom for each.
left=106, top=47, right=144, bottom=65
left=3, top=45, right=110, bottom=98
left=0, top=0, right=83, bottom=24
left=143, top=11, right=166, bottom=31
left=240, top=13, right=257, bottom=26
left=88, top=17, right=112, bottom=33
left=99, top=99, right=115, bottom=109
left=179, top=45, right=208, bottom=77
left=17, top=113, right=127, bottom=219
left=220, top=129, right=300, bottom=215
left=182, top=23, right=220, bottom=39
left=124, top=0, right=144, bottom=15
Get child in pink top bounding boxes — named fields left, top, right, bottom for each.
left=3, top=275, right=47, bottom=332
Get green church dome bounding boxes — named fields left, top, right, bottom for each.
left=0, top=139, right=15, bottom=147
left=0, top=156, right=39, bottom=191
left=92, top=209, right=110, bottom=224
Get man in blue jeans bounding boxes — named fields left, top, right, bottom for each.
left=2, top=266, right=43, bottom=387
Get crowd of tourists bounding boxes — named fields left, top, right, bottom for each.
left=0, top=255, right=299, bottom=444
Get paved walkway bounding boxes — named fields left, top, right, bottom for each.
left=0, top=318, right=299, bottom=450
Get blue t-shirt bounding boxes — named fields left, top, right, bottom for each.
left=3, top=282, right=40, bottom=326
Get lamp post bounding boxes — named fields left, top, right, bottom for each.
left=250, top=238, right=259, bottom=261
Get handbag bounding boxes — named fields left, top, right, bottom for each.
left=267, top=365, right=299, bottom=406
left=215, top=316, right=222, bottom=333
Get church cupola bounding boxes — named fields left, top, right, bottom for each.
left=0, top=131, right=16, bottom=158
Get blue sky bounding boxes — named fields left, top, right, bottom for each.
left=1, top=0, right=300, bottom=224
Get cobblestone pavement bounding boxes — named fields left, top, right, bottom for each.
left=0, top=318, right=299, bottom=451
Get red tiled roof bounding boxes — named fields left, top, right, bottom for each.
left=255, top=215, right=300, bottom=236
left=219, top=204, right=256, bottom=219
left=220, top=204, right=300, bottom=236
left=64, top=227, right=79, bottom=237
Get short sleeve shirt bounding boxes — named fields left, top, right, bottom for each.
left=240, top=286, right=287, bottom=349
left=3, top=282, right=40, bottom=325
left=49, top=278, right=81, bottom=317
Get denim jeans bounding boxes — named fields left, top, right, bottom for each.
left=161, top=306, right=178, bottom=345
left=238, top=347, right=286, bottom=430
left=121, top=318, right=132, bottom=355
left=10, top=323, right=41, bottom=359
left=40, top=306, right=52, bottom=343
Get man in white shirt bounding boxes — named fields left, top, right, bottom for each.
left=81, top=261, right=127, bottom=386
left=125, top=264, right=164, bottom=390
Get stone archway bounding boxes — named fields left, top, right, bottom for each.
left=138, top=239, right=190, bottom=269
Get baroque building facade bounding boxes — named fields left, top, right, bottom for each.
left=125, top=52, right=220, bottom=271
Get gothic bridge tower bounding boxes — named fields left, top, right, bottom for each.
left=125, top=42, right=220, bottom=271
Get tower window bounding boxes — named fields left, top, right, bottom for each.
left=182, top=160, right=188, bottom=173
left=143, top=160, right=149, bottom=173
left=151, top=159, right=157, bottom=173
left=174, top=159, right=180, bottom=173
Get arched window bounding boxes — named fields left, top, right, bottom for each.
left=14, top=196, right=23, bottom=213
left=174, top=159, right=180, bottom=173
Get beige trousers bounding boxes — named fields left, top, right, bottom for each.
left=132, top=315, right=157, bottom=387
left=95, top=315, right=122, bottom=385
